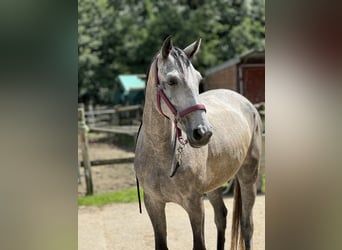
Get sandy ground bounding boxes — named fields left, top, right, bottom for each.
left=78, top=138, right=136, bottom=196
left=78, top=135, right=265, bottom=249
left=78, top=195, right=265, bottom=250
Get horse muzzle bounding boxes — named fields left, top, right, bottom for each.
left=188, top=124, right=212, bottom=148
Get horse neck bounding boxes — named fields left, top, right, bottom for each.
left=142, top=60, right=174, bottom=147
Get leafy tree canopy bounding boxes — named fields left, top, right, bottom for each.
left=78, top=0, right=265, bottom=103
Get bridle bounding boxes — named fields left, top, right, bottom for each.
left=154, top=58, right=206, bottom=145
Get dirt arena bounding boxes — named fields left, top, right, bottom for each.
left=78, top=195, right=265, bottom=250
left=78, top=135, right=265, bottom=249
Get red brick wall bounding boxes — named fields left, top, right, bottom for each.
left=204, top=65, right=237, bottom=91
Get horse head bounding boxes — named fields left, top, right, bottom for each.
left=155, top=36, right=212, bottom=148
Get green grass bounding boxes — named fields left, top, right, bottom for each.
left=78, top=188, right=143, bottom=207
left=261, top=174, right=266, bottom=193
left=78, top=176, right=266, bottom=207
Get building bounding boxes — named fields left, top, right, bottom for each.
left=203, top=49, right=265, bottom=104
left=112, top=74, right=146, bottom=106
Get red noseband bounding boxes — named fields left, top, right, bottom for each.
left=154, top=59, right=206, bottom=145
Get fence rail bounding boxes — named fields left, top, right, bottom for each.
left=78, top=102, right=265, bottom=195
left=84, top=104, right=143, bottom=127
left=79, top=157, right=135, bottom=167
left=89, top=125, right=139, bottom=136
left=78, top=103, right=143, bottom=194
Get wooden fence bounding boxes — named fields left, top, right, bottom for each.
left=78, top=102, right=265, bottom=195
left=85, top=104, right=143, bottom=128
left=78, top=104, right=93, bottom=195
left=78, top=103, right=142, bottom=195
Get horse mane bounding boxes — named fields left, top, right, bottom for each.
left=170, top=47, right=190, bottom=72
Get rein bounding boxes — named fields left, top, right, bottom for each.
left=154, top=58, right=206, bottom=145
left=135, top=122, right=143, bottom=214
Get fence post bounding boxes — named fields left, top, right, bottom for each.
left=88, top=101, right=95, bottom=127
left=77, top=160, right=81, bottom=184
left=78, top=103, right=93, bottom=195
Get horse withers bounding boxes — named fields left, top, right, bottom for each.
left=134, top=36, right=262, bottom=250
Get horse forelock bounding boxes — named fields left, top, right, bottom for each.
left=170, top=47, right=190, bottom=74
left=146, top=47, right=191, bottom=87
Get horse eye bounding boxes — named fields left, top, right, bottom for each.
left=168, top=78, right=177, bottom=86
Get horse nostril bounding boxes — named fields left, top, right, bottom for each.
left=193, top=126, right=212, bottom=141
left=193, top=128, right=203, bottom=141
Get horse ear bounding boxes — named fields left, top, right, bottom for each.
left=183, top=38, right=201, bottom=59
left=161, top=35, right=173, bottom=59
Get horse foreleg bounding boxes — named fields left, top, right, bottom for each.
left=184, top=195, right=206, bottom=250
left=144, top=192, right=168, bottom=250
left=207, top=189, right=228, bottom=250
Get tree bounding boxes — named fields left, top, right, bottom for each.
left=78, top=0, right=114, bottom=102
left=78, top=0, right=265, bottom=103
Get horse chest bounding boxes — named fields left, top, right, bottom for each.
left=138, top=151, right=205, bottom=199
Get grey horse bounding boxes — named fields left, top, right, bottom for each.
left=134, top=36, right=262, bottom=250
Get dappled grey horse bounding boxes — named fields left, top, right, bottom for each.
left=134, top=36, right=262, bottom=250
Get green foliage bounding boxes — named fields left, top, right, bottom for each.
left=78, top=0, right=115, bottom=100
left=78, top=188, right=144, bottom=206
left=78, top=0, right=265, bottom=103
left=262, top=174, right=266, bottom=193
